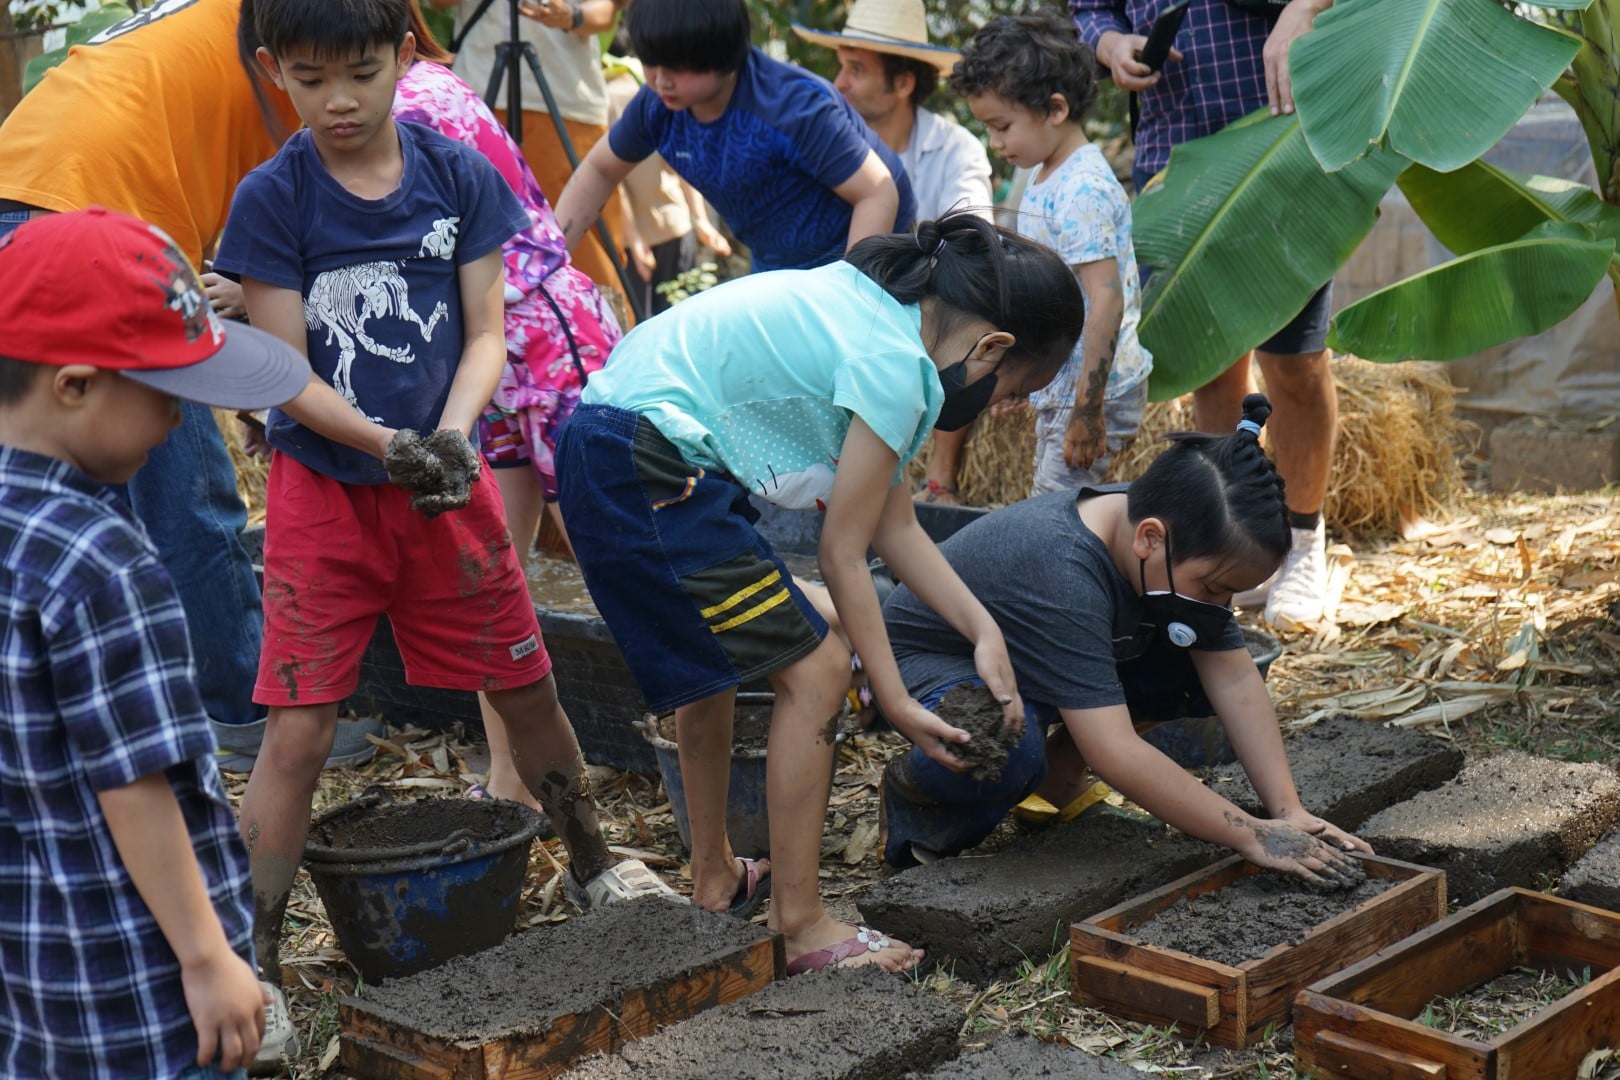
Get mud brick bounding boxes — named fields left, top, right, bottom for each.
left=856, top=813, right=1222, bottom=984
left=1360, top=751, right=1620, bottom=903
left=909, top=1033, right=1141, bottom=1078
left=1202, top=714, right=1463, bottom=831
left=562, top=967, right=963, bottom=1079
left=339, top=897, right=778, bottom=1079
left=1489, top=417, right=1620, bottom=493
left=1561, top=829, right=1620, bottom=912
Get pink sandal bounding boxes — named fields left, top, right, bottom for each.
left=786, top=926, right=916, bottom=976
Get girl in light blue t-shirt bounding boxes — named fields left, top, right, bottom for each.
left=556, top=211, right=1083, bottom=977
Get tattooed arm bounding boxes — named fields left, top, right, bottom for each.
left=1066, top=258, right=1124, bottom=471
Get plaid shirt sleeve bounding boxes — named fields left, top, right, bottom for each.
left=1071, top=0, right=1133, bottom=50
left=48, top=561, right=213, bottom=792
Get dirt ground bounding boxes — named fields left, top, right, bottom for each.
left=233, top=480, right=1620, bottom=1078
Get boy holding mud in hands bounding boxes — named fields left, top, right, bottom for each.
left=214, top=0, right=676, bottom=988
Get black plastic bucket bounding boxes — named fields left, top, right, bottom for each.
left=303, top=792, right=543, bottom=982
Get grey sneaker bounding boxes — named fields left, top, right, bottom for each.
left=213, top=714, right=385, bottom=772
left=248, top=982, right=298, bottom=1076
left=1265, top=522, right=1329, bottom=629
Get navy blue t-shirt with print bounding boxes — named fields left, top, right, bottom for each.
left=216, top=121, right=528, bottom=484
left=609, top=48, right=915, bottom=272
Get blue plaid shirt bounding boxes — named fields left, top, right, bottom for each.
left=1071, top=0, right=1279, bottom=177
left=0, top=446, right=254, bottom=1079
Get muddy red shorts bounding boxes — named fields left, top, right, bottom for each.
left=255, top=453, right=551, bottom=707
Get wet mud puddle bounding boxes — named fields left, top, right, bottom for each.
left=1130, top=871, right=1394, bottom=966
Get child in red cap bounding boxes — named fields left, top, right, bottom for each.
left=0, top=209, right=310, bottom=1079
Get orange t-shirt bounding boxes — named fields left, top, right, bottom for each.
left=0, top=0, right=300, bottom=267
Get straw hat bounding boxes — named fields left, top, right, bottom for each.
left=792, top=0, right=960, bottom=73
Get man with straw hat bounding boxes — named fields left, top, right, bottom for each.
left=796, top=0, right=994, bottom=508
left=794, top=0, right=992, bottom=223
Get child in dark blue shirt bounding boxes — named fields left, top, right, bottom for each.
left=215, top=0, right=676, bottom=986
left=553, top=0, right=915, bottom=272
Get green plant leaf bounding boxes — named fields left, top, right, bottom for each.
left=22, top=4, right=135, bottom=95
left=1134, top=111, right=1407, bottom=401
left=1555, top=0, right=1620, bottom=203
left=1327, top=222, right=1613, bottom=361
left=1398, top=160, right=1620, bottom=281
left=1291, top=0, right=1582, bottom=173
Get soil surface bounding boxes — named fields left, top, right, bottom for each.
left=936, top=685, right=1019, bottom=781
left=562, top=966, right=963, bottom=1079
left=914, top=1032, right=1142, bottom=1078
left=1360, top=750, right=1620, bottom=903
left=356, top=897, right=769, bottom=1041
left=1129, top=871, right=1393, bottom=966
left=307, top=796, right=534, bottom=857
left=650, top=702, right=776, bottom=756
left=1562, top=830, right=1620, bottom=911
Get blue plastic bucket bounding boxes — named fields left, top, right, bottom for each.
left=304, top=792, right=543, bottom=982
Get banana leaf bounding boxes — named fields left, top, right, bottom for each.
left=1134, top=110, right=1407, bottom=401
left=22, top=4, right=135, bottom=95
left=1327, top=222, right=1613, bottom=361
left=1291, top=0, right=1583, bottom=174
left=1398, top=160, right=1620, bottom=283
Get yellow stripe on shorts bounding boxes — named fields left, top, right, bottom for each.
left=708, top=586, right=793, bottom=633
left=700, top=568, right=782, bottom=620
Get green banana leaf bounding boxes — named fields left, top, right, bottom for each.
left=1554, top=0, right=1620, bottom=204
left=1327, top=222, right=1613, bottom=362
left=22, top=4, right=135, bottom=95
left=1398, top=160, right=1620, bottom=283
left=1291, top=0, right=1583, bottom=174
left=1134, top=110, right=1407, bottom=401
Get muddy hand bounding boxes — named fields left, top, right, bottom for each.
left=891, top=698, right=971, bottom=772
left=1230, top=813, right=1365, bottom=890
left=410, top=429, right=482, bottom=517
left=384, top=429, right=445, bottom=492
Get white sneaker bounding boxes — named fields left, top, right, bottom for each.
left=564, top=857, right=685, bottom=910
left=249, top=982, right=298, bottom=1076
left=1265, top=522, right=1328, bottom=630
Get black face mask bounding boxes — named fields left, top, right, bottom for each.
left=1137, top=532, right=1235, bottom=648
left=933, top=336, right=999, bottom=432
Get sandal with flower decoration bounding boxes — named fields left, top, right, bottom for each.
left=786, top=926, right=922, bottom=976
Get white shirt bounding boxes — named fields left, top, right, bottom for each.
left=899, top=107, right=994, bottom=222
left=450, top=2, right=609, bottom=126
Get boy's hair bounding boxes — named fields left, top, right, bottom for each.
left=880, top=53, right=939, bottom=111
left=254, top=0, right=410, bottom=63
left=0, top=356, right=46, bottom=408
left=847, top=210, right=1084, bottom=391
left=949, top=12, right=1098, bottom=124
left=627, top=0, right=751, bottom=74
left=1128, top=394, right=1292, bottom=569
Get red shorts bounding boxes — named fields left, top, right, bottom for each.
left=255, top=453, right=552, bottom=707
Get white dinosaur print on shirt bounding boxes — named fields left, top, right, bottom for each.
left=304, top=261, right=448, bottom=420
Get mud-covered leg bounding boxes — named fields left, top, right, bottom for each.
left=239, top=703, right=340, bottom=984
left=485, top=674, right=614, bottom=884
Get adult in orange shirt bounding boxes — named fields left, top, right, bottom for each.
left=0, top=0, right=319, bottom=773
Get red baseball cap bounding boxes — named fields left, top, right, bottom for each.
left=0, top=208, right=309, bottom=409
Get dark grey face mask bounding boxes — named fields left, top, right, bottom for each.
left=1137, top=531, right=1235, bottom=648
left=933, top=335, right=998, bottom=432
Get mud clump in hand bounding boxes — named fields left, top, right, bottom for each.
left=936, top=684, right=1020, bottom=782
left=385, top=429, right=481, bottom=518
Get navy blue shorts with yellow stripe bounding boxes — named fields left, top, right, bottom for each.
left=555, top=404, right=828, bottom=713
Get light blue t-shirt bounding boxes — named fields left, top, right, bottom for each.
left=583, top=262, right=943, bottom=510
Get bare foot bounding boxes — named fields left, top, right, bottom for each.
left=477, top=771, right=545, bottom=814
left=691, top=856, right=771, bottom=912
left=783, top=915, right=924, bottom=975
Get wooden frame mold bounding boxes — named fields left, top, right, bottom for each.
left=337, top=931, right=784, bottom=1079
left=1071, top=853, right=1445, bottom=1048
left=1295, top=888, right=1620, bottom=1079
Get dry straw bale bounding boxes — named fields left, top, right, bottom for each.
left=212, top=408, right=270, bottom=525
left=907, top=357, right=1467, bottom=536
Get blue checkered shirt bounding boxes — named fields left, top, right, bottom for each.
left=1071, top=0, right=1279, bottom=177
left=0, top=446, right=254, bottom=1079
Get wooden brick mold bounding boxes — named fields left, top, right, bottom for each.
left=1071, top=854, right=1445, bottom=1048
left=1295, top=888, right=1620, bottom=1080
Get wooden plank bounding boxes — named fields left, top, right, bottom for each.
left=1311, top=1029, right=1449, bottom=1079
left=1244, top=864, right=1444, bottom=1042
left=1519, top=888, right=1620, bottom=974
left=1073, top=955, right=1221, bottom=1029
left=1311, top=891, right=1524, bottom=1017
left=1496, top=966, right=1620, bottom=1079
left=341, top=934, right=779, bottom=1080
left=1072, top=921, right=1246, bottom=1045
left=1295, top=991, right=1492, bottom=1080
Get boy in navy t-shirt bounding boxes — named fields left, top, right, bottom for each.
left=215, top=0, right=676, bottom=984
left=553, top=0, right=915, bottom=272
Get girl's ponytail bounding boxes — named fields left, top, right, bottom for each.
left=1127, top=393, right=1292, bottom=566
left=847, top=210, right=1082, bottom=384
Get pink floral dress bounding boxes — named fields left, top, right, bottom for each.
left=395, top=61, right=621, bottom=499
